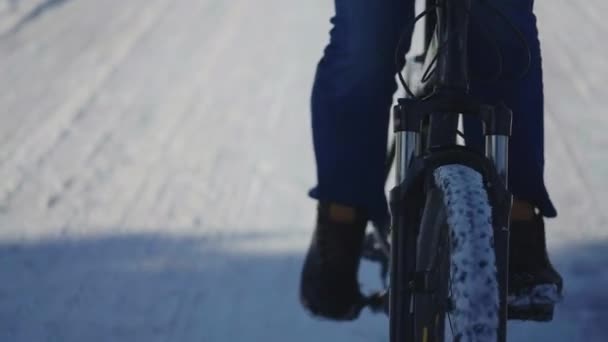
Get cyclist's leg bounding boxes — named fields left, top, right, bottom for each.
left=465, top=0, right=563, bottom=319
left=309, top=0, right=415, bottom=227
left=300, top=0, right=415, bottom=320
left=465, top=0, right=556, bottom=218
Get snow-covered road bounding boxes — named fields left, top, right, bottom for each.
left=0, top=0, right=606, bottom=340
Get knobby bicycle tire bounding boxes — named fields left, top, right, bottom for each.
left=410, top=164, right=500, bottom=342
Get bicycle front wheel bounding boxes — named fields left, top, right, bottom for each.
left=414, top=164, right=500, bottom=342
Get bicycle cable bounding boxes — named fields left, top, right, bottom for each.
left=395, top=5, right=440, bottom=99
left=418, top=1, right=503, bottom=85
left=456, top=129, right=466, bottom=140
left=395, top=0, right=533, bottom=96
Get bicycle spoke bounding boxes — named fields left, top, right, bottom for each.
left=447, top=231, right=455, bottom=338
left=448, top=312, right=455, bottom=337
left=447, top=281, right=454, bottom=336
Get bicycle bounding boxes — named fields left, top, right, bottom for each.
left=358, top=0, right=527, bottom=340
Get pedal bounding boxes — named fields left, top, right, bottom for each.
left=507, top=284, right=561, bottom=322
left=362, top=231, right=389, bottom=286
left=364, top=291, right=389, bottom=315
left=508, top=303, right=554, bottom=322
left=362, top=232, right=387, bottom=262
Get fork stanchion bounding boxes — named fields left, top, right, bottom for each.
left=483, top=102, right=513, bottom=342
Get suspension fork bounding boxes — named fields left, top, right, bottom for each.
left=484, top=102, right=512, bottom=342
left=390, top=123, right=421, bottom=342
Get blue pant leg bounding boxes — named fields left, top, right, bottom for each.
left=309, top=0, right=415, bottom=225
left=466, top=0, right=557, bottom=217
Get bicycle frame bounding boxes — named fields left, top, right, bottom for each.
left=389, top=0, right=513, bottom=341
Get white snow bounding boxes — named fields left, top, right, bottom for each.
left=0, top=0, right=606, bottom=341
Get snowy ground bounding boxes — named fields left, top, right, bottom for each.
left=0, top=0, right=606, bottom=341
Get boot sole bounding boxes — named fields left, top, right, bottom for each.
left=508, top=284, right=562, bottom=322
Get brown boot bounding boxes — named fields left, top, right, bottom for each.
left=300, top=203, right=367, bottom=320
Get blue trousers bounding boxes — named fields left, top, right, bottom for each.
left=309, top=0, right=556, bottom=225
